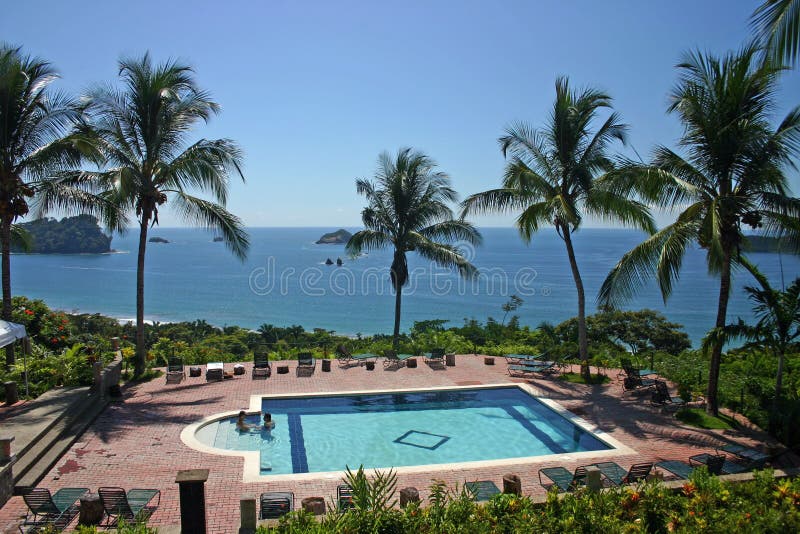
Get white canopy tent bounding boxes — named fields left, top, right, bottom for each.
left=0, top=320, right=30, bottom=396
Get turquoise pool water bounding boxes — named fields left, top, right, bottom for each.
left=195, top=387, right=611, bottom=475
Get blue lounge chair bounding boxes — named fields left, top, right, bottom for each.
left=650, top=380, right=685, bottom=409
left=98, top=487, right=160, bottom=526
left=690, top=453, right=749, bottom=474
left=718, top=444, right=769, bottom=468
left=538, top=466, right=588, bottom=492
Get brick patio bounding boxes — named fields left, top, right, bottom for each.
left=0, top=356, right=774, bottom=533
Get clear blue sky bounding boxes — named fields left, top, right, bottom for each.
left=3, top=0, right=799, bottom=227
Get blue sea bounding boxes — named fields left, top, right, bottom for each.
left=10, top=227, right=800, bottom=345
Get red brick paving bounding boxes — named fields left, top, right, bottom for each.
left=0, top=357, right=773, bottom=533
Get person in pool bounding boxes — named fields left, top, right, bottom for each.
left=236, top=410, right=251, bottom=432
left=263, top=412, right=275, bottom=430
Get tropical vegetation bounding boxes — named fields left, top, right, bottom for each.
left=0, top=44, right=104, bottom=368
left=78, top=53, right=250, bottom=377
left=12, top=214, right=111, bottom=253
left=752, top=0, right=800, bottom=66
left=347, top=148, right=481, bottom=348
left=599, top=45, right=800, bottom=415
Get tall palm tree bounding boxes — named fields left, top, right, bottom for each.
left=462, top=77, right=655, bottom=379
left=346, top=148, right=481, bottom=348
left=703, top=257, right=799, bottom=401
left=752, top=0, right=800, bottom=66
left=599, top=45, right=800, bottom=415
left=83, top=53, right=249, bottom=377
left=0, top=44, right=100, bottom=368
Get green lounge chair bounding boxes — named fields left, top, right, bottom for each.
left=621, top=358, right=657, bottom=378
left=424, top=348, right=446, bottom=365
left=690, top=453, right=749, bottom=474
left=538, top=466, right=588, bottom=492
left=718, top=444, right=769, bottom=467
left=656, top=455, right=724, bottom=479
left=508, top=361, right=556, bottom=377
left=465, top=480, right=501, bottom=501
left=98, top=487, right=160, bottom=526
left=593, top=462, right=653, bottom=485
left=383, top=350, right=412, bottom=368
left=650, top=381, right=685, bottom=408
left=22, top=487, right=89, bottom=529
left=260, top=492, right=294, bottom=519
left=252, top=350, right=271, bottom=379
left=504, top=353, right=544, bottom=364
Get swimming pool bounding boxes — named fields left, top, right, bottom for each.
left=189, top=385, right=621, bottom=477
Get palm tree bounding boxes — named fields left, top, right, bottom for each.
left=752, top=0, right=800, bottom=66
left=703, top=257, right=799, bottom=401
left=462, top=77, right=655, bottom=380
left=599, top=45, right=800, bottom=415
left=83, top=53, right=249, bottom=377
left=0, top=44, right=100, bottom=368
left=347, top=148, right=481, bottom=348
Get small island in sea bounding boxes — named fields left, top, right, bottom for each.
left=149, top=237, right=169, bottom=244
left=12, top=215, right=112, bottom=254
left=316, top=228, right=352, bottom=244
left=212, top=236, right=223, bottom=242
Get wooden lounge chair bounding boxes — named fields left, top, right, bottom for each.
left=337, top=484, right=354, bottom=510
left=538, top=466, right=588, bottom=492
left=650, top=381, right=685, bottom=409
left=98, top=487, right=161, bottom=526
left=465, top=480, right=501, bottom=501
left=21, top=487, right=89, bottom=529
left=656, top=455, right=724, bottom=479
left=424, top=348, right=446, bottom=365
left=260, top=492, right=294, bottom=519
left=165, top=357, right=185, bottom=384
left=593, top=462, right=653, bottom=485
left=252, top=349, right=271, bottom=379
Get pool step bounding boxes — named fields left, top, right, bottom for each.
left=12, top=390, right=109, bottom=493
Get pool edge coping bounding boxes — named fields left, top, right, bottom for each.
left=180, top=382, right=637, bottom=483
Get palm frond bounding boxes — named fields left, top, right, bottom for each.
left=170, top=192, right=249, bottom=261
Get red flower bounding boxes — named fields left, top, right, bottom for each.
left=24, top=309, right=34, bottom=315
left=51, top=338, right=58, bottom=344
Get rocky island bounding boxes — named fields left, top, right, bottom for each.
left=149, top=237, right=169, bottom=244
left=316, top=229, right=352, bottom=244
left=744, top=235, right=798, bottom=254
left=12, top=215, right=112, bottom=254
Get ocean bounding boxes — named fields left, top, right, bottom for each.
left=10, top=227, right=800, bottom=346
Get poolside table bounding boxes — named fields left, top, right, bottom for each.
left=206, top=362, right=224, bottom=381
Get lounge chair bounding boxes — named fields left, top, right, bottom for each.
left=690, top=453, right=749, bottom=474
left=538, top=466, right=588, bottom=492
left=656, top=455, right=725, bottom=479
left=621, top=358, right=657, bottom=378
left=297, top=352, right=316, bottom=375
left=335, top=344, right=354, bottom=366
left=260, top=492, right=294, bottom=519
left=621, top=373, right=656, bottom=394
left=465, top=480, right=501, bottom=501
left=21, top=487, right=89, bottom=529
left=593, top=462, right=653, bottom=485
left=424, top=348, right=446, bottom=365
left=508, top=360, right=556, bottom=377
left=252, top=349, right=271, bottom=379
left=718, top=444, right=769, bottom=468
left=504, top=353, right=546, bottom=364
left=98, top=487, right=160, bottom=525
left=383, top=350, right=412, bottom=369
left=166, top=357, right=185, bottom=384
left=650, top=380, right=685, bottom=409
left=337, top=484, right=354, bottom=510
left=206, top=362, right=224, bottom=381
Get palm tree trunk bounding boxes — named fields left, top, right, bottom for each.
left=775, top=348, right=785, bottom=399
left=706, top=252, right=732, bottom=416
left=562, top=226, right=590, bottom=380
left=134, top=218, right=149, bottom=377
left=393, top=284, right=402, bottom=349
left=1, top=216, right=14, bottom=369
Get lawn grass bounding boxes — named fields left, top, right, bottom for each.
left=675, top=407, right=736, bottom=430
left=558, top=372, right=610, bottom=385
